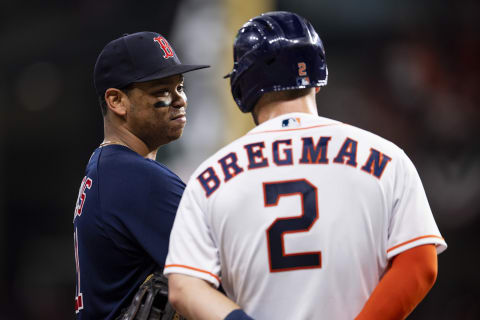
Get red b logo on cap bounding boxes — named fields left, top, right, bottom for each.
left=153, top=36, right=174, bottom=59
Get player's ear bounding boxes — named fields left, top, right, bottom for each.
left=105, top=88, right=129, bottom=116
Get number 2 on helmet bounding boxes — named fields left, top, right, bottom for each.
left=298, top=62, right=307, bottom=76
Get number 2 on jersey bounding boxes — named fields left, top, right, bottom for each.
left=263, top=179, right=321, bottom=272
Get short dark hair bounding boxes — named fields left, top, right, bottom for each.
left=98, top=84, right=134, bottom=116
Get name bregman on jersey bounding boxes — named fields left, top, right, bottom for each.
left=197, top=135, right=392, bottom=197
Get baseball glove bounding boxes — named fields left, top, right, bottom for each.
left=116, top=270, right=185, bottom=320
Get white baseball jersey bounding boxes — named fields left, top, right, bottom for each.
left=165, top=112, right=447, bottom=320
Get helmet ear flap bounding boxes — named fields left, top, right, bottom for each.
left=234, top=86, right=242, bottom=102
left=231, top=83, right=243, bottom=109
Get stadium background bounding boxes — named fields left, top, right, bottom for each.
left=1, top=0, right=479, bottom=319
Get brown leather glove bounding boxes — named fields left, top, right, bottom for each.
left=116, top=270, right=185, bottom=320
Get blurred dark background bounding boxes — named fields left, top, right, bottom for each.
left=1, top=0, right=479, bottom=319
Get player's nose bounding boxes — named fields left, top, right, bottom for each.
left=170, top=91, right=187, bottom=109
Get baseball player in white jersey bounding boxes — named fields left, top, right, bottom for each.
left=164, top=11, right=447, bottom=320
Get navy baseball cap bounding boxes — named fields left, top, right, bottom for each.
left=94, top=31, right=209, bottom=96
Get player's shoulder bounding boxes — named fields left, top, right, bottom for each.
left=339, top=121, right=403, bottom=152
left=331, top=118, right=414, bottom=176
left=96, top=145, right=184, bottom=186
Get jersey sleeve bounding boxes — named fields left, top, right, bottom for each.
left=387, top=151, right=447, bottom=259
left=164, top=179, right=221, bottom=288
left=101, top=159, right=185, bottom=268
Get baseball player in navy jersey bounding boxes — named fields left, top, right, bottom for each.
left=72, top=32, right=208, bottom=319
left=164, top=12, right=447, bottom=320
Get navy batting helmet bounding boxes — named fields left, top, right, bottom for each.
left=225, top=11, right=328, bottom=113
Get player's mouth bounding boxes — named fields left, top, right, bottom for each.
left=171, top=113, right=186, bottom=124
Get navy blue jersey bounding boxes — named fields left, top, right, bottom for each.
left=73, top=145, right=185, bottom=319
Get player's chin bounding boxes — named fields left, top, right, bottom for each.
left=167, top=127, right=185, bottom=141
left=169, top=118, right=186, bottom=132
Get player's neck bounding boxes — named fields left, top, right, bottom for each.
left=102, top=119, right=154, bottom=158
left=254, top=91, right=318, bottom=125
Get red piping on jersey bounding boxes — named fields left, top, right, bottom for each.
left=164, top=264, right=221, bottom=283
left=387, top=235, right=444, bottom=253
left=248, top=123, right=339, bottom=135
